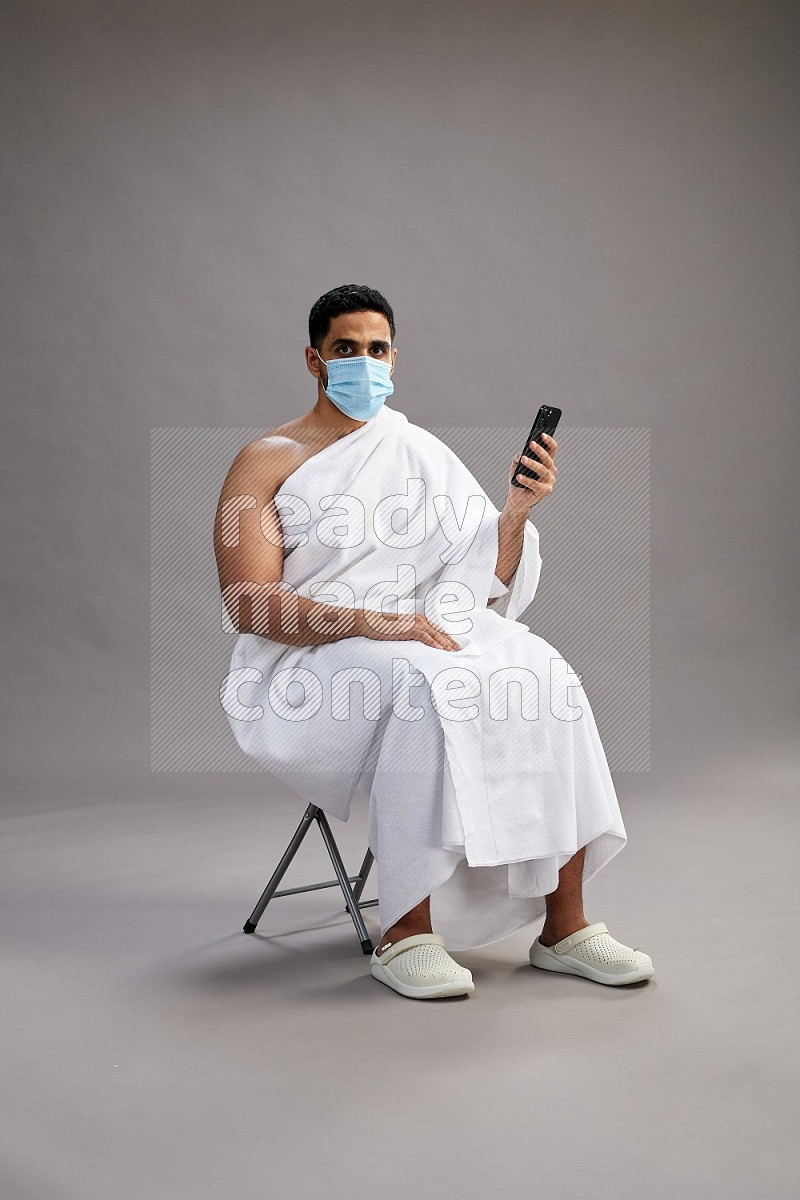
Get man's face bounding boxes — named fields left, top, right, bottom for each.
left=308, top=310, right=396, bottom=388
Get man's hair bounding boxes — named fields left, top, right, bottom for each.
left=308, top=284, right=396, bottom=352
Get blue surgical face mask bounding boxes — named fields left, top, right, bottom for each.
left=315, top=349, right=394, bottom=420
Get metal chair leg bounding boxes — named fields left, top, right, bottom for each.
left=242, top=804, right=376, bottom=954
left=351, top=847, right=374, bottom=904
left=242, top=804, right=317, bottom=934
left=314, top=809, right=374, bottom=954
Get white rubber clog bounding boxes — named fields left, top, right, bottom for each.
left=370, top=932, right=475, bottom=999
left=529, top=921, right=654, bottom=986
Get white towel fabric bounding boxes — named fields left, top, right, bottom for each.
left=222, top=403, right=627, bottom=951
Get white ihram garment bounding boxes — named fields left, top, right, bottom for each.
left=222, top=403, right=627, bottom=951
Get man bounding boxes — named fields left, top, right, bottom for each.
left=215, top=283, right=654, bottom=1000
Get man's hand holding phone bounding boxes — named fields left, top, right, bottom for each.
left=506, top=421, right=560, bottom=513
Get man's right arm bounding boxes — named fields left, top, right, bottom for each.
left=213, top=440, right=369, bottom=647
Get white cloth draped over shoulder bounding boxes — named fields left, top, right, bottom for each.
left=221, top=403, right=627, bottom=950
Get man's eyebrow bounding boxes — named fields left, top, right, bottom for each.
left=331, top=337, right=391, bottom=349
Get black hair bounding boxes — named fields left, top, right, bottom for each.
left=308, top=284, right=396, bottom=352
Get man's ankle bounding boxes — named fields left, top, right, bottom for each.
left=376, top=925, right=433, bottom=955
left=540, top=917, right=589, bottom=946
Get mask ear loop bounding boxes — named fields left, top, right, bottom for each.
left=314, top=348, right=328, bottom=390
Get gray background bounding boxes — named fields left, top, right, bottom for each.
left=1, top=0, right=797, bottom=807
left=2, top=3, right=799, bottom=1199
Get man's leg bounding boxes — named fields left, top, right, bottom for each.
left=374, top=895, right=432, bottom=957
left=374, top=845, right=590, bottom=956
left=539, top=846, right=590, bottom=946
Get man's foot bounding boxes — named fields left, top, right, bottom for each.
left=530, top=921, right=654, bottom=986
left=370, top=933, right=475, bottom=999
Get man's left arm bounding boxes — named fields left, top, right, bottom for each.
left=487, top=431, right=559, bottom=605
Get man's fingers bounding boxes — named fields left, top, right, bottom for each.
left=427, top=620, right=460, bottom=651
left=527, top=442, right=555, bottom=471
left=515, top=471, right=542, bottom=492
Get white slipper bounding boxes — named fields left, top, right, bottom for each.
left=370, top=933, right=475, bottom=999
left=529, top=921, right=654, bottom=986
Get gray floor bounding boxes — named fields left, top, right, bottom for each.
left=2, top=750, right=798, bottom=1200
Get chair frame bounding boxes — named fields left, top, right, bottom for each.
left=242, top=803, right=377, bottom=954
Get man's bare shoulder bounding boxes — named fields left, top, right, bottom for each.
left=227, top=416, right=319, bottom=495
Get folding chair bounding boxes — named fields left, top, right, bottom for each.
left=242, top=803, right=378, bottom=954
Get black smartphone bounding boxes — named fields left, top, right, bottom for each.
left=511, top=405, right=562, bottom=487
